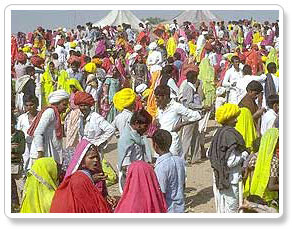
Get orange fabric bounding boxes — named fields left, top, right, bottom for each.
left=146, top=71, right=161, bottom=118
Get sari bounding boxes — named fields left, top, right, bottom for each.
left=235, top=107, right=258, bottom=152
left=198, top=57, right=216, bottom=107
left=114, top=161, right=167, bottom=213
left=146, top=70, right=161, bottom=118
left=245, top=128, right=279, bottom=203
left=20, top=158, right=58, bottom=213
left=166, top=36, right=177, bottom=57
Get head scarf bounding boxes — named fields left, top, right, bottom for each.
left=92, top=57, right=102, bottom=65
left=249, top=128, right=279, bottom=202
left=113, top=88, right=136, bottom=111
left=70, top=41, right=77, bottom=48
left=157, top=38, right=164, bottom=46
left=215, top=103, right=241, bottom=125
left=17, top=52, right=27, bottom=63
left=68, top=78, right=84, bottom=92
left=114, top=161, right=167, bottom=213
left=84, top=62, right=97, bottom=73
left=74, top=91, right=95, bottom=107
left=48, top=90, right=69, bottom=104
left=65, top=139, right=93, bottom=179
left=20, top=158, right=58, bottom=213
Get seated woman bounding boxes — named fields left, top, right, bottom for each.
left=114, top=160, right=167, bottom=213
left=50, top=139, right=113, bottom=213
left=244, top=128, right=279, bottom=210
left=20, top=157, right=58, bottom=213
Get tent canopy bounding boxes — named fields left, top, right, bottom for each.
left=92, top=10, right=143, bottom=30
left=165, top=10, right=221, bottom=26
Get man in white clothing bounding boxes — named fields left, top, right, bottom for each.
left=222, top=56, right=243, bottom=104
left=146, top=42, right=163, bottom=74
left=28, top=90, right=69, bottom=168
left=154, top=85, right=201, bottom=157
left=261, top=95, right=279, bottom=136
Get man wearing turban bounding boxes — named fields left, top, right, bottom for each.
left=111, top=88, right=136, bottom=137
left=75, top=91, right=115, bottom=158
left=27, top=90, right=69, bottom=169
left=15, top=52, right=28, bottom=79
left=208, top=103, right=249, bottom=213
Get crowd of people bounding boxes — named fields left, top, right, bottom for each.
left=10, top=16, right=280, bottom=214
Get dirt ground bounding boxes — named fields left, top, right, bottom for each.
left=103, top=120, right=219, bottom=213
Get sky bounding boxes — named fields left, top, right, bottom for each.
left=11, top=10, right=279, bottom=34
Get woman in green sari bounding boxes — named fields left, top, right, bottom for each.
left=20, top=157, right=59, bottom=213
left=244, top=128, right=279, bottom=209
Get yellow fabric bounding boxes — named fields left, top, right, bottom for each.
left=40, top=67, right=56, bottom=107
left=68, top=78, right=84, bottom=93
left=22, top=46, right=31, bottom=53
left=188, top=40, right=196, bottom=57
left=235, top=107, right=258, bottom=151
left=157, top=38, right=164, bottom=45
left=265, top=47, right=279, bottom=74
left=102, top=159, right=117, bottom=187
left=84, top=62, right=97, bottom=73
left=252, top=31, right=264, bottom=44
left=70, top=41, right=77, bottom=48
left=166, top=36, right=177, bottom=57
left=57, top=70, right=71, bottom=94
left=198, top=57, right=216, bottom=107
left=146, top=70, right=161, bottom=118
left=20, top=158, right=58, bottom=213
left=113, top=88, right=136, bottom=111
left=142, top=88, right=151, bottom=98
left=215, top=103, right=241, bottom=125
left=248, top=128, right=279, bottom=202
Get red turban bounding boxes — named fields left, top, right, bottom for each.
left=74, top=91, right=95, bottom=107
left=17, top=52, right=27, bottom=63
left=30, top=55, right=44, bottom=68
left=68, top=55, right=81, bottom=65
left=31, top=47, right=39, bottom=55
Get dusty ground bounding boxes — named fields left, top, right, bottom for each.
left=103, top=120, right=219, bottom=213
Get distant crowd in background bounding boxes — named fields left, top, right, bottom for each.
left=10, top=17, right=279, bottom=214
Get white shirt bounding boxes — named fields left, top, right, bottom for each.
left=222, top=66, right=243, bottom=104
left=146, top=50, right=162, bottom=73
left=81, top=111, right=115, bottom=147
left=261, top=109, right=278, bottom=136
left=111, top=109, right=133, bottom=134
left=157, top=100, right=201, bottom=156
left=167, top=78, right=179, bottom=100
left=55, top=45, right=68, bottom=64
left=196, top=34, right=206, bottom=53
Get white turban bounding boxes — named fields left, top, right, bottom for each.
left=135, top=83, right=148, bottom=94
left=134, top=44, right=142, bottom=52
left=149, top=42, right=157, bottom=50
left=48, top=90, right=69, bottom=104
left=179, top=37, right=186, bottom=42
left=202, top=31, right=208, bottom=35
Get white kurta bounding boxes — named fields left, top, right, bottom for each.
left=81, top=111, right=115, bottom=147
left=30, top=108, right=63, bottom=166
left=157, top=100, right=201, bottom=156
left=261, top=108, right=278, bottom=136
left=111, top=109, right=133, bottom=135
left=222, top=66, right=243, bottom=104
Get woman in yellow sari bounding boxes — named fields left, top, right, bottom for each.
left=235, top=107, right=258, bottom=152
left=265, top=47, right=279, bottom=76
left=20, top=157, right=58, bottom=213
left=244, top=128, right=279, bottom=208
left=146, top=70, right=161, bottom=118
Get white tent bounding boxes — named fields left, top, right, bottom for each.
left=92, top=10, right=143, bottom=30
left=165, top=10, right=221, bottom=26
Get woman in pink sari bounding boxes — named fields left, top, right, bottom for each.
left=114, top=160, right=167, bottom=213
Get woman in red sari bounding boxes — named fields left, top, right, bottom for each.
left=114, top=160, right=167, bottom=213
left=50, top=139, right=113, bottom=213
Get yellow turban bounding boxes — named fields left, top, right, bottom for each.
left=142, top=88, right=151, bottom=98
left=84, top=63, right=97, bottom=73
left=113, top=88, right=136, bottom=111
left=157, top=38, right=164, bottom=45
left=70, top=41, right=77, bottom=48
left=215, top=103, right=241, bottom=125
